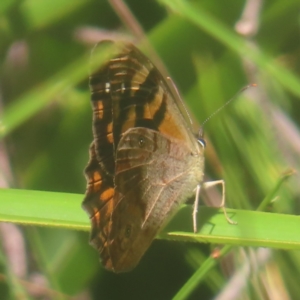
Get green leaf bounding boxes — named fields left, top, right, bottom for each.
left=1, top=188, right=299, bottom=251
left=0, top=189, right=87, bottom=230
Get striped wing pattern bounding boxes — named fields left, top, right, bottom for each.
left=82, top=41, right=204, bottom=272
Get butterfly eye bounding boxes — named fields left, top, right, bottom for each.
left=197, top=138, right=206, bottom=148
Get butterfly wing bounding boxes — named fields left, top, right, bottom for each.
left=82, top=41, right=204, bottom=272
left=108, top=41, right=198, bottom=146
left=107, top=127, right=204, bottom=272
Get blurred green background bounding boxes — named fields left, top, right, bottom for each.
left=1, top=0, right=300, bottom=299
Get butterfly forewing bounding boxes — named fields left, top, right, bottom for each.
left=83, top=143, right=114, bottom=254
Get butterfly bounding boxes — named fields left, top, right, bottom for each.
left=82, top=40, right=229, bottom=273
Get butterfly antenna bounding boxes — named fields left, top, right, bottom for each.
left=198, top=83, right=257, bottom=138
left=167, top=76, right=193, bottom=125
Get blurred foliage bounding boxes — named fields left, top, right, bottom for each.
left=0, top=0, right=300, bottom=299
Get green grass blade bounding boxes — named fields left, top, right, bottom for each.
left=0, top=248, right=30, bottom=300
left=161, top=206, right=300, bottom=249
left=172, top=245, right=232, bottom=300
left=170, top=168, right=294, bottom=299
left=1, top=188, right=299, bottom=250
left=158, top=0, right=300, bottom=97
left=0, top=42, right=114, bottom=139
left=0, top=189, right=87, bottom=230
left=257, top=169, right=295, bottom=211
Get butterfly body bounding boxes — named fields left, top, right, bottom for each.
left=83, top=41, right=205, bottom=272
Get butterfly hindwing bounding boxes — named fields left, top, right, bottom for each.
left=106, top=127, right=204, bottom=272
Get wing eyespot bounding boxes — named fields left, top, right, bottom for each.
left=138, top=136, right=145, bottom=147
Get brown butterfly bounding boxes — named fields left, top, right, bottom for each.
left=82, top=40, right=229, bottom=273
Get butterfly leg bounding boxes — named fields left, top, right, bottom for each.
left=193, top=184, right=201, bottom=233
left=193, top=180, right=237, bottom=233
left=203, top=180, right=237, bottom=225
